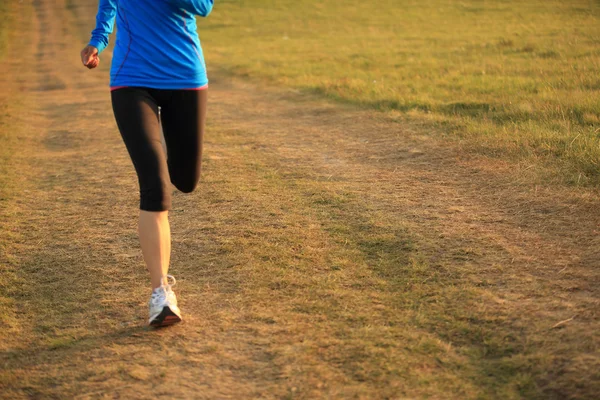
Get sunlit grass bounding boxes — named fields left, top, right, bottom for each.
left=0, top=1, right=8, bottom=62
left=202, top=0, right=600, bottom=185
left=0, top=1, right=598, bottom=398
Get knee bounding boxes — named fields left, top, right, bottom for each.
left=173, top=178, right=199, bottom=194
left=169, top=160, right=201, bottom=194
left=139, top=185, right=171, bottom=211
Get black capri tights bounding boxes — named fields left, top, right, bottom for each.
left=111, top=87, right=207, bottom=211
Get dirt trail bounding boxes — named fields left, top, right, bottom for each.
left=1, top=0, right=598, bottom=399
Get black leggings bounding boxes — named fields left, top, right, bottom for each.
left=111, top=87, right=207, bottom=211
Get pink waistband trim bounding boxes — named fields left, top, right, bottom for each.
left=110, top=84, right=209, bottom=92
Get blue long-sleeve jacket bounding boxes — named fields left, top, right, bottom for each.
left=88, top=0, right=213, bottom=89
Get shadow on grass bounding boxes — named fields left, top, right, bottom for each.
left=310, top=85, right=597, bottom=127
left=302, top=187, right=540, bottom=397
left=1, top=325, right=152, bottom=364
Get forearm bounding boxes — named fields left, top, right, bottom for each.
left=88, top=0, right=117, bottom=53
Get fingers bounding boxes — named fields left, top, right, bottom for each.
left=80, top=45, right=100, bottom=69
left=86, top=57, right=100, bottom=69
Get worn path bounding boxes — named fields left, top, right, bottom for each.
left=1, top=1, right=598, bottom=399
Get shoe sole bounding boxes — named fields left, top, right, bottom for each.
left=149, top=306, right=182, bottom=327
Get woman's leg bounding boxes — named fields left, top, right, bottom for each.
left=138, top=210, right=170, bottom=289
left=160, top=89, right=207, bottom=192
left=111, top=88, right=172, bottom=290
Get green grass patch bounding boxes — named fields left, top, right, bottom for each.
left=202, top=0, right=600, bottom=185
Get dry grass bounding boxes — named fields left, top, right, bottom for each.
left=1, top=0, right=599, bottom=399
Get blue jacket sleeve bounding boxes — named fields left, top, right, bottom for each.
left=88, top=0, right=117, bottom=53
left=171, top=0, right=213, bottom=17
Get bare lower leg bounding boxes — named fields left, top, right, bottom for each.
left=138, top=210, right=171, bottom=289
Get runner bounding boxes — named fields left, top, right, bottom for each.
left=80, top=0, right=214, bottom=327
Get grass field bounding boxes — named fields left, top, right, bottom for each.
left=0, top=1, right=9, bottom=61
left=201, top=0, right=600, bottom=185
left=0, top=0, right=599, bottom=399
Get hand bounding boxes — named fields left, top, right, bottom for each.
left=80, top=45, right=100, bottom=69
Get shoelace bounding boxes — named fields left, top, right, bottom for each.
left=162, top=274, right=177, bottom=288
left=151, top=275, right=177, bottom=306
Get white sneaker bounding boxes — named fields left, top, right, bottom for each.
left=148, top=275, right=182, bottom=327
